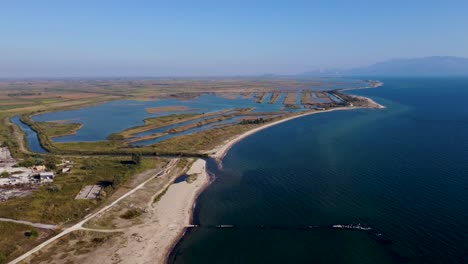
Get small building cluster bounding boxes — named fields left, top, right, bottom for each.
left=0, top=146, right=73, bottom=187
left=0, top=165, right=56, bottom=186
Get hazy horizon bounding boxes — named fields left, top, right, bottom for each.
left=2, top=1, right=468, bottom=77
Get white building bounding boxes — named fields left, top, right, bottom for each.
left=39, top=172, right=55, bottom=183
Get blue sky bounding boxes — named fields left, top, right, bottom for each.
left=1, top=0, right=468, bottom=77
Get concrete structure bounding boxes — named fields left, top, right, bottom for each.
left=39, top=172, right=54, bottom=183
left=0, top=178, right=10, bottom=186
left=0, top=147, right=15, bottom=167
left=0, top=167, right=34, bottom=185
left=75, top=185, right=102, bottom=199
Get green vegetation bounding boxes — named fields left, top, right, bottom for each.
left=111, top=113, right=204, bottom=140
left=167, top=109, right=252, bottom=134
left=146, top=113, right=200, bottom=125
left=17, top=156, right=45, bottom=167
left=186, top=174, right=198, bottom=183
left=131, top=152, right=142, bottom=165
left=35, top=121, right=82, bottom=139
left=153, top=185, right=170, bottom=203
left=120, top=208, right=144, bottom=219
left=154, top=123, right=261, bottom=153
left=26, top=229, right=39, bottom=238
left=0, top=222, right=52, bottom=263
left=176, top=158, right=194, bottom=170
left=154, top=113, right=291, bottom=153
left=0, top=113, right=25, bottom=158
left=25, top=230, right=120, bottom=263
left=0, top=252, right=5, bottom=264
left=239, top=117, right=270, bottom=125
left=0, top=156, right=161, bottom=224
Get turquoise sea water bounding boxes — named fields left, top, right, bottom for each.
left=170, top=78, right=468, bottom=264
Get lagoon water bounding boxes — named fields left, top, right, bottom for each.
left=25, top=78, right=365, bottom=146
left=11, top=116, right=47, bottom=153
left=170, top=78, right=468, bottom=264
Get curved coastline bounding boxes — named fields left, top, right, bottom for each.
left=165, top=93, right=385, bottom=263
left=210, top=97, right=385, bottom=165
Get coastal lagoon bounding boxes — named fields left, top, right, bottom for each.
left=13, top=78, right=367, bottom=151
left=170, top=78, right=468, bottom=264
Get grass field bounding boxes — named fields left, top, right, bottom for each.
left=24, top=230, right=122, bottom=264
left=0, top=222, right=55, bottom=264
left=35, top=122, right=83, bottom=139
left=154, top=123, right=264, bottom=153
left=0, top=156, right=162, bottom=224
left=112, top=113, right=202, bottom=139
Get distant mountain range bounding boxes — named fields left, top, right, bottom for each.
left=301, top=56, right=468, bottom=77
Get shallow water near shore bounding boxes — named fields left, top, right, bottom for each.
left=169, top=78, right=468, bottom=264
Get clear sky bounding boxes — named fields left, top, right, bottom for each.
left=1, top=0, right=468, bottom=77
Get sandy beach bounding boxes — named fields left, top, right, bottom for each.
left=103, top=159, right=210, bottom=264
left=18, top=159, right=210, bottom=264
left=106, top=159, right=210, bottom=264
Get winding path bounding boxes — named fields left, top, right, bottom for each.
left=0, top=218, right=57, bottom=230
left=8, top=158, right=178, bottom=264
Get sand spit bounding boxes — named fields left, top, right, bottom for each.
left=211, top=98, right=384, bottom=163
left=146, top=105, right=191, bottom=114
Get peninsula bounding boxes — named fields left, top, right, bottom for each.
left=0, top=78, right=383, bottom=264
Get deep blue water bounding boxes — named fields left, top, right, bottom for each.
left=170, top=78, right=468, bottom=264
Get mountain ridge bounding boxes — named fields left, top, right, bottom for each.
left=300, top=56, right=468, bottom=77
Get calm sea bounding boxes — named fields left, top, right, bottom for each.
left=169, top=78, right=468, bottom=264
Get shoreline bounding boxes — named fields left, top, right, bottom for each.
left=210, top=96, right=384, bottom=164
left=164, top=94, right=385, bottom=263
left=151, top=159, right=210, bottom=264
left=163, top=160, right=213, bottom=264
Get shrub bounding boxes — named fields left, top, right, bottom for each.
left=120, top=208, right=144, bottom=219
left=131, top=152, right=142, bottom=165
left=47, top=185, right=61, bottom=192
left=0, top=252, right=6, bottom=264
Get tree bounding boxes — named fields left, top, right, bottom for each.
left=0, top=252, right=6, bottom=264
left=34, top=158, right=45, bottom=166
left=30, top=229, right=39, bottom=237
left=0, top=171, right=10, bottom=178
left=113, top=174, right=123, bottom=187
left=18, top=158, right=34, bottom=168
left=45, top=156, right=58, bottom=170
left=131, top=152, right=142, bottom=165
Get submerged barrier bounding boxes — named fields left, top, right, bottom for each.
left=183, top=223, right=391, bottom=244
